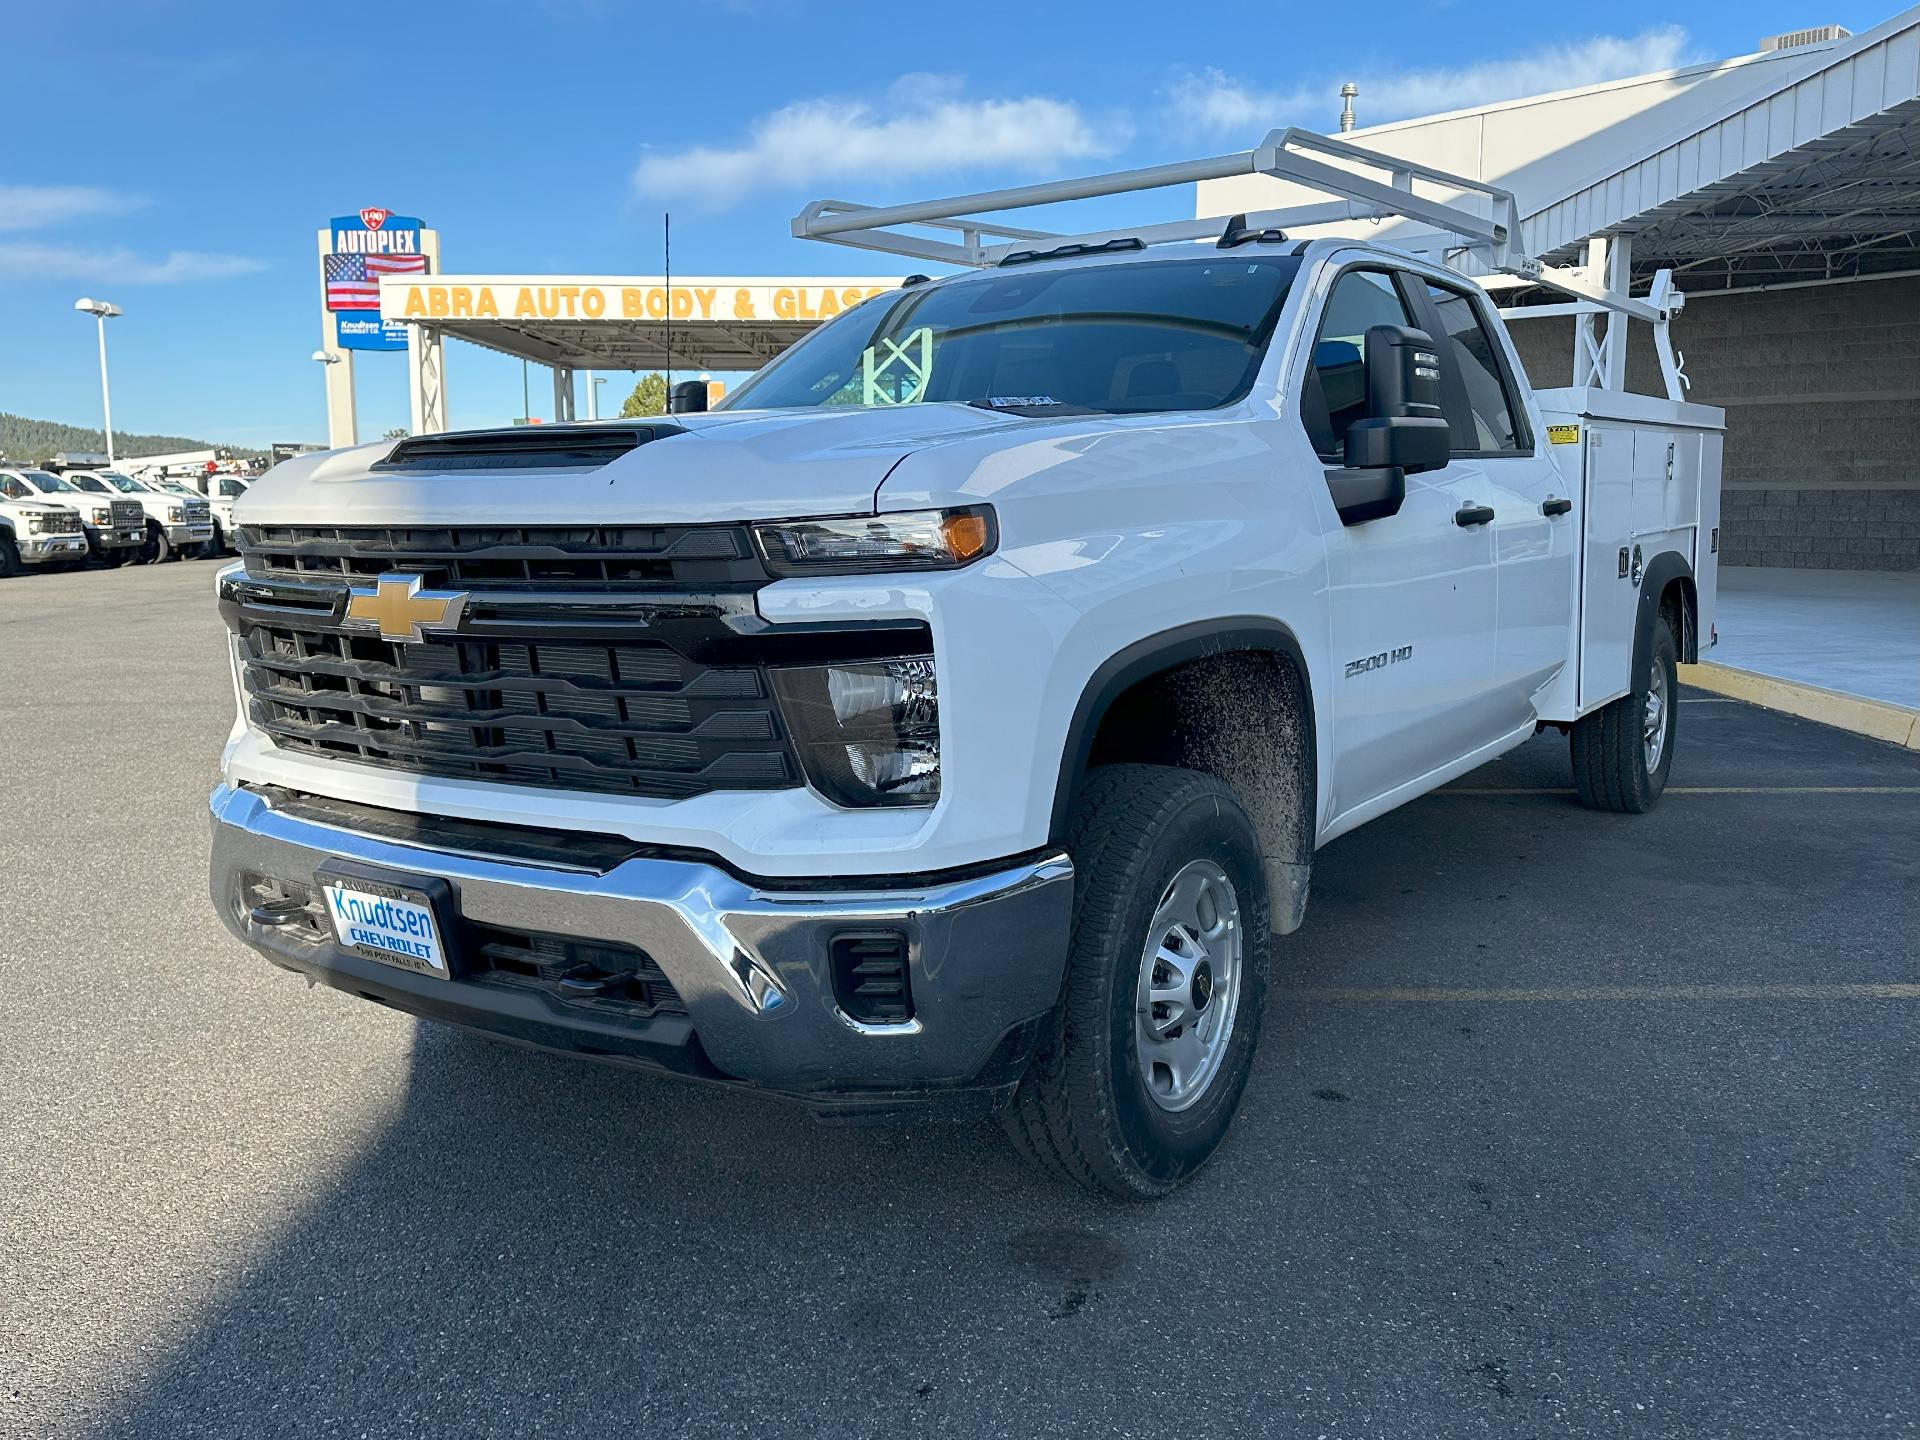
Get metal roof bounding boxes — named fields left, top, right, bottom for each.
left=1526, top=7, right=1920, bottom=284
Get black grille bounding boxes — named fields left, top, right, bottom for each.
left=109, top=500, right=144, bottom=529
left=240, top=621, right=796, bottom=799
left=238, top=523, right=768, bottom=593
left=830, top=931, right=914, bottom=1026
left=465, top=923, right=685, bottom=1018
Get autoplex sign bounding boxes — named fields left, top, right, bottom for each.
left=378, top=278, right=901, bottom=326
left=325, top=209, right=428, bottom=353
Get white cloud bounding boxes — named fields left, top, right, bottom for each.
left=1169, top=27, right=1695, bottom=137
left=634, top=80, right=1123, bottom=210
left=0, top=242, right=267, bottom=284
left=0, top=184, right=137, bottom=232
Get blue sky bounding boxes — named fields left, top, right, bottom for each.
left=0, top=0, right=1871, bottom=446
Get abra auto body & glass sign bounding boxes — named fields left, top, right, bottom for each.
left=380, top=279, right=898, bottom=326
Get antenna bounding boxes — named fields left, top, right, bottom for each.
left=662, top=212, right=672, bottom=403
left=1339, top=83, right=1358, bottom=133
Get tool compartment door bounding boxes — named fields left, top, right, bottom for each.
left=1579, top=424, right=1638, bottom=709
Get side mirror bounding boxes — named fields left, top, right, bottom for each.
left=667, top=380, right=709, bottom=414
left=1326, top=324, right=1452, bottom=525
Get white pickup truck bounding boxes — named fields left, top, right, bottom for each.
left=0, top=468, right=90, bottom=575
left=65, top=468, right=215, bottom=562
left=209, top=133, right=1722, bottom=1196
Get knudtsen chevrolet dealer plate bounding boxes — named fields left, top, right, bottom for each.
left=318, top=867, right=452, bottom=980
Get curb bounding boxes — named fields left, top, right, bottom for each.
left=1679, top=660, right=1920, bottom=750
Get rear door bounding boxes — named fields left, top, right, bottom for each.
left=1410, top=277, right=1575, bottom=734
left=1302, top=265, right=1499, bottom=819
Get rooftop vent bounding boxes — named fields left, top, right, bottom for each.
left=1760, top=24, right=1850, bottom=51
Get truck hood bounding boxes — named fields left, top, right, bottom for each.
left=235, top=405, right=1051, bottom=528
left=2, top=500, right=79, bottom=516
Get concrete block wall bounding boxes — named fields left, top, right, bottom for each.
left=1505, top=274, right=1920, bottom=571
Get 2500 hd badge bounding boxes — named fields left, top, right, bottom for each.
left=1345, top=644, right=1414, bottom=678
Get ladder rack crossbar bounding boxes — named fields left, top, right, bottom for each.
left=789, top=126, right=1688, bottom=398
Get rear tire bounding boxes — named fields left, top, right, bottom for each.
left=1001, top=764, right=1270, bottom=1199
left=1572, top=615, right=1678, bottom=812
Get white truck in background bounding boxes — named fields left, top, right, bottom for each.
left=208, top=131, right=1721, bottom=1197
left=52, top=466, right=216, bottom=562
left=0, top=465, right=145, bottom=566
left=0, top=467, right=90, bottom=575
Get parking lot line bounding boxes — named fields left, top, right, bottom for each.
left=1295, top=983, right=1920, bottom=1003
left=1443, top=785, right=1920, bottom=796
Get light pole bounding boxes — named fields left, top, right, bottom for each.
left=74, top=298, right=123, bottom=465
left=589, top=374, right=606, bottom=420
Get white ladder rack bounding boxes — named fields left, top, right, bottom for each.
left=792, top=127, right=1688, bottom=400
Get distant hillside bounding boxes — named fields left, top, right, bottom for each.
left=0, top=412, right=264, bottom=464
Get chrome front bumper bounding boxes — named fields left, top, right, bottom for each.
left=22, top=534, right=87, bottom=561
left=167, top=523, right=214, bottom=546
left=208, top=785, right=1073, bottom=1110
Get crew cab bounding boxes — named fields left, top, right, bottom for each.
left=0, top=468, right=90, bottom=575
left=77, top=469, right=214, bottom=562
left=208, top=134, right=1723, bottom=1197
left=9, top=466, right=145, bottom=565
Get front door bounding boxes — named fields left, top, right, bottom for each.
left=1300, top=267, right=1499, bottom=821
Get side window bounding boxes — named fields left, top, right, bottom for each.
left=0, top=476, right=26, bottom=500
left=1302, top=270, right=1415, bottom=462
left=1423, top=282, right=1525, bottom=453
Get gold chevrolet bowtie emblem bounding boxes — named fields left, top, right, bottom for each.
left=343, top=573, right=469, bottom=643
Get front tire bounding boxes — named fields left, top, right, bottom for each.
left=1571, top=615, right=1678, bottom=812
left=0, top=536, right=20, bottom=579
left=201, top=521, right=224, bottom=560
left=145, top=522, right=175, bottom=564
left=1002, top=765, right=1270, bottom=1199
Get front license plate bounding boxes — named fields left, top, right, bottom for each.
left=320, top=871, right=451, bottom=979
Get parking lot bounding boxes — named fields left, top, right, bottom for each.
left=2, top=558, right=1915, bottom=1439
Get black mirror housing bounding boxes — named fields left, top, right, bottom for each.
left=1325, top=324, right=1451, bottom=525
left=1343, top=323, right=1449, bottom=475
left=667, top=380, right=710, bottom=414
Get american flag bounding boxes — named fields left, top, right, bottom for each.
left=324, top=252, right=427, bottom=311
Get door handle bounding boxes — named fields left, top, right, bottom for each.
left=1541, top=496, right=1572, bottom=517
left=1454, top=503, right=1495, bottom=528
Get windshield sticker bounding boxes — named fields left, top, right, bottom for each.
left=862, top=327, right=933, bottom=405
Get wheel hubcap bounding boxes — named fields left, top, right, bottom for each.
left=1135, top=859, right=1243, bottom=1112
left=1643, top=664, right=1669, bottom=771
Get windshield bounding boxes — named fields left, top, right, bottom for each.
left=725, top=256, right=1301, bottom=415
left=97, top=471, right=150, bottom=493
left=22, top=470, right=77, bottom=493
left=67, top=474, right=111, bottom=494
left=155, top=481, right=196, bottom=496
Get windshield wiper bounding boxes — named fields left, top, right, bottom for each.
left=965, top=397, right=1105, bottom=417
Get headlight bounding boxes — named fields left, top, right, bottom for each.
left=166, top=506, right=186, bottom=523
left=754, top=507, right=995, bottom=577
left=771, top=657, right=939, bottom=807
left=27, top=515, right=48, bottom=534
left=92, top=506, right=113, bottom=525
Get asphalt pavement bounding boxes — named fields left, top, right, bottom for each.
left=2, top=559, right=1915, bottom=1439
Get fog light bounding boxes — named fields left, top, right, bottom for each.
left=771, top=656, right=939, bottom=807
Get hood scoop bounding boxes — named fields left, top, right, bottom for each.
left=372, top=424, right=684, bottom=474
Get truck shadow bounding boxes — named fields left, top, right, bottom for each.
left=82, top=1014, right=1177, bottom=1437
